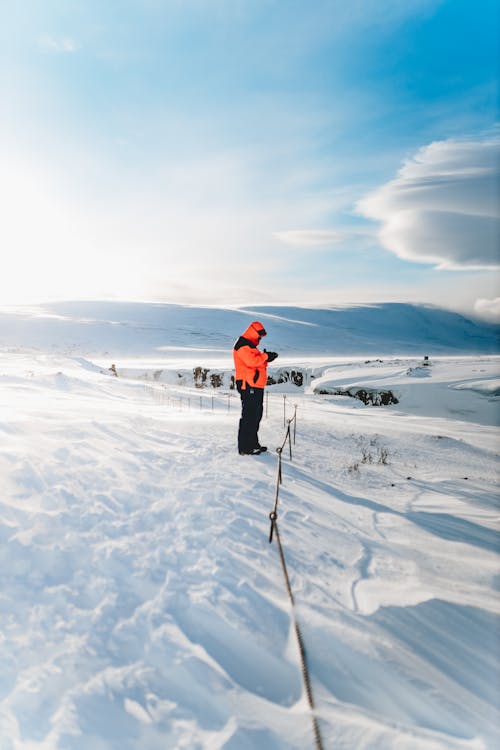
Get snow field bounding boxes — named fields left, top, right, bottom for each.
left=0, top=352, right=499, bottom=749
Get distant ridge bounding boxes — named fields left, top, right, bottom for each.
left=0, top=301, right=498, bottom=357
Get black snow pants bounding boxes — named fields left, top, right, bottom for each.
left=237, top=383, right=264, bottom=453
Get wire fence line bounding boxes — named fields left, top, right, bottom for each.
left=143, top=382, right=234, bottom=413
left=142, top=381, right=308, bottom=420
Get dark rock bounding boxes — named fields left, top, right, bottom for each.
left=210, top=373, right=223, bottom=388
left=193, top=366, right=209, bottom=388
left=316, top=387, right=399, bottom=405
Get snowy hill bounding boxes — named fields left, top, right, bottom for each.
left=0, top=303, right=499, bottom=749
left=0, top=301, right=498, bottom=358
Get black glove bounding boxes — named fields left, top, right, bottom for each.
left=265, top=350, right=278, bottom=363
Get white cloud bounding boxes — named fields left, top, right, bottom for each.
left=474, top=297, right=500, bottom=322
left=357, top=134, right=500, bottom=270
left=273, top=225, right=373, bottom=248
left=273, top=229, right=346, bottom=246
left=38, top=34, right=79, bottom=53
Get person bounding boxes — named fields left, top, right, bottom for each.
left=233, top=321, right=278, bottom=455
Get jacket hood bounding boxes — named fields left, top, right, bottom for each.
left=242, top=321, right=267, bottom=343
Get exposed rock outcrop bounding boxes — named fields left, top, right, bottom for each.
left=315, top=387, right=399, bottom=405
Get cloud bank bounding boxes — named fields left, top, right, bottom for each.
left=474, top=297, right=500, bottom=322
left=357, top=134, right=500, bottom=270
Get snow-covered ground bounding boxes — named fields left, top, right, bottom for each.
left=0, top=304, right=499, bottom=749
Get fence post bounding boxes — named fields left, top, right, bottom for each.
left=283, top=394, right=287, bottom=427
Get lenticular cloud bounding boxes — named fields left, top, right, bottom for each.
left=358, top=134, right=500, bottom=270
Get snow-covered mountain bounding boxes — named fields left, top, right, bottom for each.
left=0, top=300, right=498, bottom=358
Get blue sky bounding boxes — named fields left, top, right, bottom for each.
left=1, top=0, right=499, bottom=318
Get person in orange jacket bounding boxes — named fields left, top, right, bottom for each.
left=233, top=320, right=278, bottom=455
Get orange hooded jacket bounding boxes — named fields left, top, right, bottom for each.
left=233, top=321, right=270, bottom=389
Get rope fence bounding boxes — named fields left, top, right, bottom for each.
left=143, top=380, right=323, bottom=747
left=268, top=404, right=325, bottom=750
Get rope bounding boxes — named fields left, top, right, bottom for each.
left=269, top=404, right=297, bottom=541
left=268, top=405, right=325, bottom=750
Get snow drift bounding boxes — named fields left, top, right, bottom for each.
left=0, top=302, right=498, bottom=749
